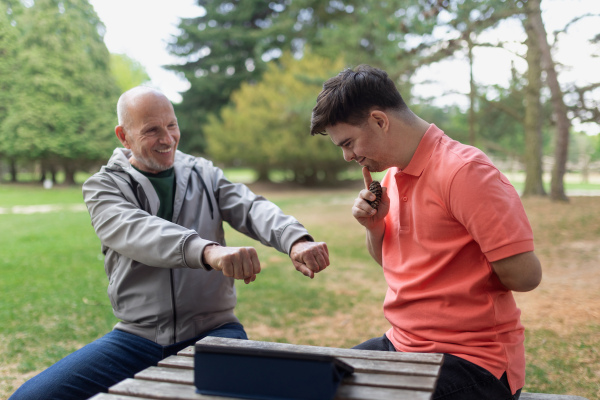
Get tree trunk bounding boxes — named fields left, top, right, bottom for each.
left=9, top=158, right=17, bottom=182
left=521, top=10, right=546, bottom=197
left=255, top=166, right=270, bottom=182
left=580, top=154, right=590, bottom=184
left=467, top=33, right=477, bottom=146
left=63, top=161, right=76, bottom=186
left=529, top=0, right=570, bottom=202
left=51, top=165, right=58, bottom=184
left=40, top=162, right=47, bottom=183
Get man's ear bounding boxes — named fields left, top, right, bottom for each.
left=115, top=126, right=130, bottom=148
left=369, top=110, right=390, bottom=132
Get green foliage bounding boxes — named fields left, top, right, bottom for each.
left=0, top=0, right=120, bottom=182
left=110, top=53, right=150, bottom=92
left=168, top=0, right=528, bottom=155
left=166, top=0, right=596, bottom=192
left=204, top=52, right=348, bottom=185
left=412, top=103, right=471, bottom=144
left=168, top=0, right=280, bottom=154
left=168, top=1, right=423, bottom=154
left=593, top=134, right=600, bottom=162
left=0, top=3, right=18, bottom=130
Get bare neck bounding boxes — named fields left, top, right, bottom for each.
left=389, top=110, right=430, bottom=169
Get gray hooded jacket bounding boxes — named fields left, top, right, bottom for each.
left=82, top=148, right=311, bottom=345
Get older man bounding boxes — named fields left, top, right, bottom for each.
left=11, top=87, right=329, bottom=400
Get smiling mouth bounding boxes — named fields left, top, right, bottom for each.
left=155, top=147, right=172, bottom=154
left=357, top=157, right=366, bottom=165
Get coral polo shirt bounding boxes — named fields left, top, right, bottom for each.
left=381, top=124, right=534, bottom=394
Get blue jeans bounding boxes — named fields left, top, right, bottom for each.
left=10, top=323, right=247, bottom=400
left=353, top=334, right=521, bottom=400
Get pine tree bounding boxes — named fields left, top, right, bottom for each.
left=168, top=1, right=285, bottom=154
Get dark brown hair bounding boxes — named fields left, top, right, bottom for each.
left=310, top=65, right=407, bottom=136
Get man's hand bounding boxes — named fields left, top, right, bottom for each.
left=353, top=167, right=389, bottom=230
left=203, top=245, right=261, bottom=284
left=354, top=167, right=389, bottom=265
left=290, top=239, right=329, bottom=279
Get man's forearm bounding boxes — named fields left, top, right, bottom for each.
left=491, top=251, right=542, bottom=292
left=366, top=222, right=385, bottom=266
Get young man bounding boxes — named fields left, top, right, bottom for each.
left=310, top=65, right=542, bottom=400
left=11, top=87, right=329, bottom=400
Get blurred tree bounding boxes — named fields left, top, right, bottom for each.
left=521, top=1, right=547, bottom=197
left=0, top=0, right=120, bottom=185
left=0, top=3, right=19, bottom=181
left=170, top=0, right=597, bottom=192
left=168, top=1, right=283, bottom=155
left=569, top=131, right=595, bottom=184
left=402, top=0, right=596, bottom=197
left=168, top=0, right=520, bottom=154
left=529, top=0, right=570, bottom=201
left=110, top=53, right=150, bottom=93
left=204, top=52, right=347, bottom=185
left=592, top=134, right=600, bottom=175
left=478, top=63, right=527, bottom=155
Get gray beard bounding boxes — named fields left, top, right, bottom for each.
left=130, top=154, right=172, bottom=173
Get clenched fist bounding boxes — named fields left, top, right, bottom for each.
left=290, top=239, right=330, bottom=279
left=203, top=245, right=261, bottom=284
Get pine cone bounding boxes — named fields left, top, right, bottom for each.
left=367, top=181, right=382, bottom=209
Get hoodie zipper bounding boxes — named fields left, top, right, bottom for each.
left=170, top=269, right=177, bottom=343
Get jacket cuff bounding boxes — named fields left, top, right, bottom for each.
left=279, top=222, right=314, bottom=255
left=183, top=234, right=218, bottom=270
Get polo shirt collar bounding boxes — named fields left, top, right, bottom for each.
left=399, top=124, right=443, bottom=177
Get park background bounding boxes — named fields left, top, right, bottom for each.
left=1, top=0, right=599, bottom=398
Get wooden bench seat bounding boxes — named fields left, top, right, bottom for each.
left=520, top=393, right=590, bottom=400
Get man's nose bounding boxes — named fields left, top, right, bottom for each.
left=342, top=148, right=354, bottom=162
left=157, top=130, right=175, bottom=143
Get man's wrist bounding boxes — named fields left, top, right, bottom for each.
left=202, top=243, right=221, bottom=270
left=293, top=235, right=312, bottom=245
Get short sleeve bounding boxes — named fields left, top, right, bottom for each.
left=448, top=162, right=534, bottom=262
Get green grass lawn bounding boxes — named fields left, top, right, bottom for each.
left=1, top=181, right=598, bottom=399
left=0, top=184, right=85, bottom=207
left=0, top=211, right=116, bottom=372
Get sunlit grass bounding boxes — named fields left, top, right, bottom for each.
left=0, top=211, right=115, bottom=373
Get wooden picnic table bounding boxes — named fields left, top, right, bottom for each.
left=89, top=336, right=443, bottom=400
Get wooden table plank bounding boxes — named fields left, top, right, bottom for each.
left=158, top=355, right=193, bottom=369
left=109, top=377, right=433, bottom=400
left=109, top=378, right=232, bottom=400
left=89, top=393, right=155, bottom=400
left=338, top=357, right=440, bottom=376
left=135, top=366, right=194, bottom=385
left=181, top=337, right=443, bottom=365
left=135, top=366, right=437, bottom=392
left=161, top=354, right=440, bottom=377
left=344, top=372, right=438, bottom=391
left=336, top=384, right=433, bottom=400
